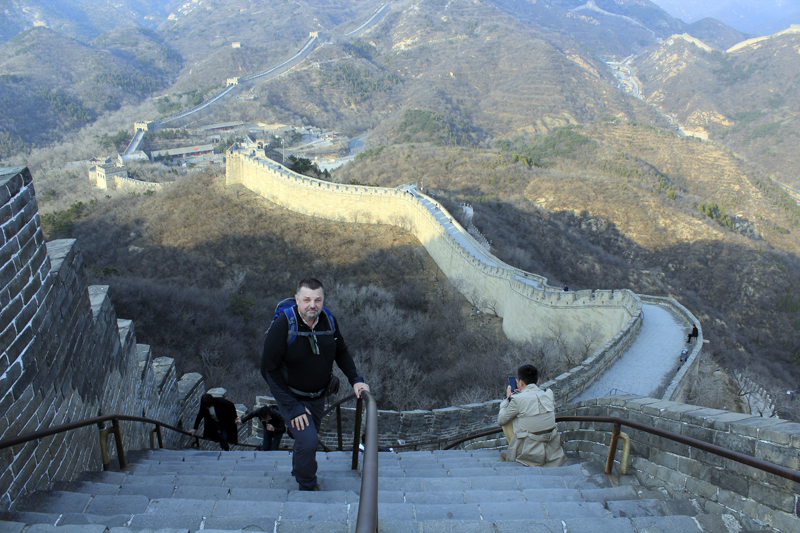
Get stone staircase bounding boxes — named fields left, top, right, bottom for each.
left=0, top=448, right=771, bottom=532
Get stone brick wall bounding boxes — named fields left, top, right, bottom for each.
left=0, top=167, right=206, bottom=511
left=240, top=394, right=504, bottom=451
left=112, top=176, right=168, bottom=194
left=559, top=395, right=800, bottom=532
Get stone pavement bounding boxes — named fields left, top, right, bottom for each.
left=575, top=304, right=689, bottom=401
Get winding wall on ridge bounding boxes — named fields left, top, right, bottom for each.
left=226, top=150, right=640, bottom=346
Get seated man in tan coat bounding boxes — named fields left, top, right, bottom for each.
left=497, top=364, right=566, bottom=467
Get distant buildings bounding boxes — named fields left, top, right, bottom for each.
left=88, top=159, right=128, bottom=190
left=151, top=144, right=215, bottom=162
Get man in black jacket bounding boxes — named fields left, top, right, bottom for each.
left=261, top=278, right=370, bottom=491
left=189, top=393, right=239, bottom=451
left=240, top=404, right=286, bottom=451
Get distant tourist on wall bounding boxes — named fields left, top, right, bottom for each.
left=498, top=365, right=566, bottom=467
left=240, top=405, right=286, bottom=451
left=189, top=393, right=240, bottom=451
left=687, top=325, right=699, bottom=343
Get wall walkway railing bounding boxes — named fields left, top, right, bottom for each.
left=0, top=393, right=380, bottom=532
left=0, top=414, right=258, bottom=471
left=439, top=415, right=800, bottom=484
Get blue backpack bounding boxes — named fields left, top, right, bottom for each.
left=271, top=297, right=336, bottom=346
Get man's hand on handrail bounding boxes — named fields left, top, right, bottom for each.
left=354, top=383, right=370, bottom=398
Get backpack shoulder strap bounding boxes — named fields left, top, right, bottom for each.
left=322, top=307, right=335, bottom=333
left=283, top=306, right=299, bottom=346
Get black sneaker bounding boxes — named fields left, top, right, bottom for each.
left=300, top=484, right=321, bottom=491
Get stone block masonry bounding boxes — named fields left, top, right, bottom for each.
left=560, top=395, right=800, bottom=532
left=225, top=151, right=640, bottom=339
left=0, top=167, right=207, bottom=510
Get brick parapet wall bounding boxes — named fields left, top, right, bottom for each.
left=244, top=394, right=505, bottom=450
left=559, top=395, right=800, bottom=532
left=0, top=167, right=205, bottom=510
left=112, top=176, right=168, bottom=193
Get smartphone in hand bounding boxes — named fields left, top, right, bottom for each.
left=508, top=377, right=517, bottom=392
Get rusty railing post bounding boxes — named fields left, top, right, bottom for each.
left=112, top=418, right=126, bottom=469
left=606, top=421, right=621, bottom=475
left=150, top=424, right=164, bottom=449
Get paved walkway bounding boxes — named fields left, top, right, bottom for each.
left=574, top=304, right=689, bottom=401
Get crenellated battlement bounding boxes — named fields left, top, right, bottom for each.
left=226, top=150, right=641, bottom=324
left=0, top=167, right=206, bottom=510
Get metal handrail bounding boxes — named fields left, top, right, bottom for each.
left=354, top=391, right=378, bottom=533
left=557, top=416, right=800, bottom=482
left=319, top=393, right=357, bottom=452
left=0, top=391, right=368, bottom=473
left=443, top=415, right=800, bottom=484
left=442, top=428, right=503, bottom=450
left=0, top=414, right=258, bottom=470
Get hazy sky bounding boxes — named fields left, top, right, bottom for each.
left=649, top=0, right=798, bottom=35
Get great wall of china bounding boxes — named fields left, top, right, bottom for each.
left=225, top=147, right=704, bottom=404
left=4, top=11, right=800, bottom=528
left=2, top=154, right=799, bottom=530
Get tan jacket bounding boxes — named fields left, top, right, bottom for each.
left=497, top=383, right=566, bottom=467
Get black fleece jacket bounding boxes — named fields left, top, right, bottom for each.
left=261, top=305, right=364, bottom=420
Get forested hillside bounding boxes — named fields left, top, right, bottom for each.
left=0, top=26, right=181, bottom=158
left=0, top=0, right=178, bottom=43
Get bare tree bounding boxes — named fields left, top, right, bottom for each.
left=574, top=322, right=605, bottom=360
left=353, top=348, right=432, bottom=411
left=222, top=267, right=247, bottom=293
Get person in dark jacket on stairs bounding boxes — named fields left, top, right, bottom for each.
left=261, top=277, right=370, bottom=491
left=189, top=394, right=240, bottom=451
left=240, top=405, right=286, bottom=451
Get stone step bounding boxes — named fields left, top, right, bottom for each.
left=0, top=516, right=730, bottom=533
left=0, top=510, right=756, bottom=533
left=0, top=449, right=766, bottom=533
